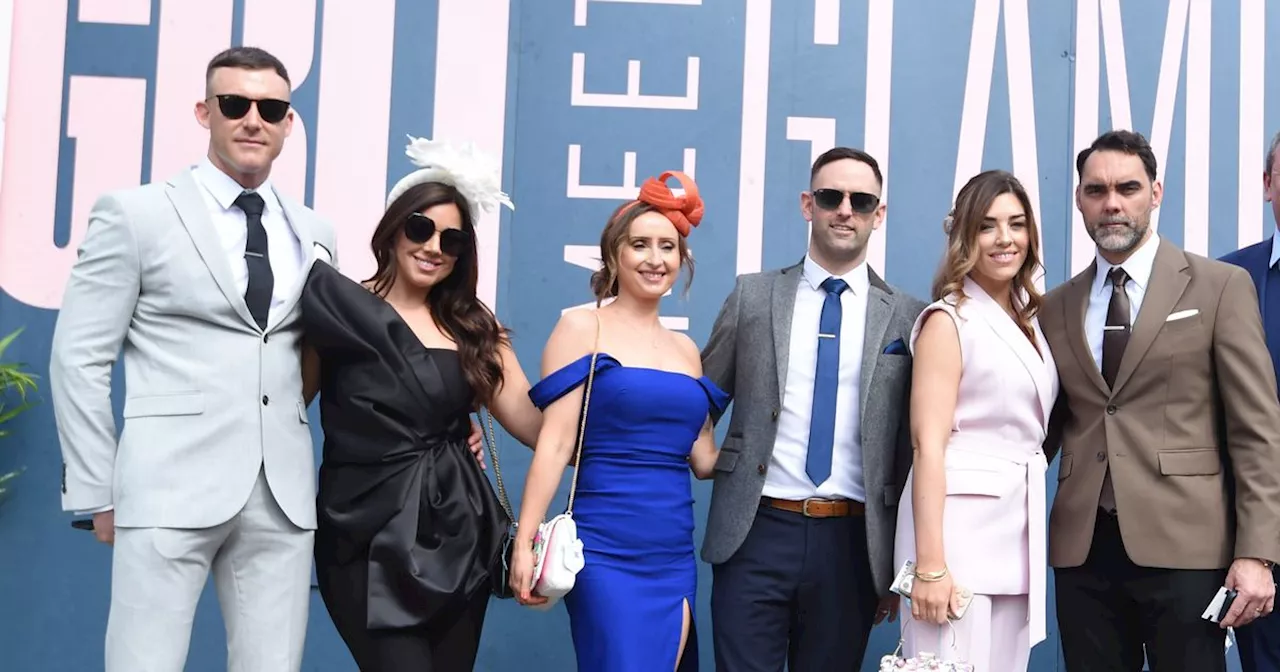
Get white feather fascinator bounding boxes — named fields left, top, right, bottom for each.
left=385, top=135, right=515, bottom=219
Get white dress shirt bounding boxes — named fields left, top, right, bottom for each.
left=1086, top=233, right=1161, bottom=370
left=762, top=255, right=870, bottom=502
left=191, top=158, right=304, bottom=327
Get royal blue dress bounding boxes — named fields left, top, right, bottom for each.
left=529, top=352, right=730, bottom=672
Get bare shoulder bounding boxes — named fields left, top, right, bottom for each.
left=915, top=307, right=961, bottom=355
left=671, top=331, right=703, bottom=374
left=553, top=307, right=599, bottom=339
left=542, top=308, right=599, bottom=373
left=919, top=306, right=959, bottom=334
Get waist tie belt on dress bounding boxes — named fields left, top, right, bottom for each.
left=946, top=441, right=1048, bottom=648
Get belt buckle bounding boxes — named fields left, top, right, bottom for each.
left=802, top=498, right=816, bottom=517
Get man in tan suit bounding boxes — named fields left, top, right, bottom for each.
left=1041, top=129, right=1280, bottom=670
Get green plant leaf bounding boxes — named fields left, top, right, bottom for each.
left=0, top=327, right=38, bottom=405
left=0, top=468, right=22, bottom=497
left=0, top=329, right=38, bottom=462
left=0, top=327, right=21, bottom=357
left=0, top=403, right=31, bottom=426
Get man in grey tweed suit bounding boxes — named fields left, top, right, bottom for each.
left=701, top=147, right=926, bottom=671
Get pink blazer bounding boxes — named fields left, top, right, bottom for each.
left=893, top=276, right=1059, bottom=648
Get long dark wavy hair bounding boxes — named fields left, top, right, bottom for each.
left=932, top=169, right=1044, bottom=344
left=365, top=181, right=508, bottom=407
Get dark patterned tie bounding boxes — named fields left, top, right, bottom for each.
left=1099, top=267, right=1130, bottom=512
left=806, top=277, right=848, bottom=486
left=234, top=191, right=273, bottom=330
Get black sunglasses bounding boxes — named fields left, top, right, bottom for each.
left=405, top=213, right=470, bottom=257
left=812, top=188, right=880, bottom=214
left=210, top=94, right=291, bottom=124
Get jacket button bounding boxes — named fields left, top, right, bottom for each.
left=262, top=395, right=269, bottom=405
left=757, top=464, right=766, bottom=475
left=263, top=334, right=270, bottom=344
left=1096, top=451, right=1106, bottom=462
left=771, top=409, right=778, bottom=421
left=1106, top=405, right=1117, bottom=415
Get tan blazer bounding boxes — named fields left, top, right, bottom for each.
left=1041, top=237, right=1280, bottom=569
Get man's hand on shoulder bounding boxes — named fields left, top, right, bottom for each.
left=1220, top=557, right=1276, bottom=628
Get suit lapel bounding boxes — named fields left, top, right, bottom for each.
left=858, top=270, right=893, bottom=418
left=963, top=276, right=1053, bottom=423
left=1063, top=262, right=1110, bottom=396
left=166, top=170, right=258, bottom=329
left=771, top=262, right=804, bottom=403
left=1112, top=238, right=1190, bottom=393
left=267, top=194, right=316, bottom=331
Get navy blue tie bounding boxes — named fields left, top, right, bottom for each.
left=807, top=277, right=848, bottom=486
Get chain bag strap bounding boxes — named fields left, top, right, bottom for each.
left=482, top=408, right=517, bottom=599
left=526, top=310, right=600, bottom=608
left=563, top=311, right=600, bottom=513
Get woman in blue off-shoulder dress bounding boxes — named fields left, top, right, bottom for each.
left=509, top=171, right=727, bottom=671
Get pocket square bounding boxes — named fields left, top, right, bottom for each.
left=883, top=338, right=908, bottom=355
left=1166, top=308, right=1199, bottom=322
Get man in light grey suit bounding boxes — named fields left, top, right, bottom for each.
left=701, top=147, right=926, bottom=671
left=50, top=47, right=335, bottom=671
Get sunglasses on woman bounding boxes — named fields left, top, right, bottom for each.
left=812, top=188, right=880, bottom=214
left=405, top=213, right=470, bottom=257
left=210, top=94, right=291, bottom=124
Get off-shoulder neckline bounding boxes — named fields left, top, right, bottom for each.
left=316, top=262, right=461, bottom=354
left=561, top=352, right=708, bottom=383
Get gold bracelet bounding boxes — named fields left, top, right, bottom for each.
left=914, top=567, right=949, bottom=582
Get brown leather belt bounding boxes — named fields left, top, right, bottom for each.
left=762, top=496, right=863, bottom=518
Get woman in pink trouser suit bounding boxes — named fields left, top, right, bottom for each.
left=893, top=170, right=1060, bottom=670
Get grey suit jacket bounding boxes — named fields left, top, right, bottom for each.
left=699, top=260, right=926, bottom=596
left=50, top=168, right=337, bottom=530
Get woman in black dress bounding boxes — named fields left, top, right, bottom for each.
left=300, top=138, right=541, bottom=670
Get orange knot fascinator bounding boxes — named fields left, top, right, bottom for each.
left=630, top=171, right=704, bottom=237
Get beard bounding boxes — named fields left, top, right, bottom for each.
left=1088, top=215, right=1148, bottom=254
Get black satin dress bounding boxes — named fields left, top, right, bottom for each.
left=301, top=261, right=508, bottom=671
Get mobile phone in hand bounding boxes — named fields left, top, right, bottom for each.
left=1202, top=586, right=1238, bottom=623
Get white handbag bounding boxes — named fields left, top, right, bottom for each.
left=527, top=313, right=600, bottom=608
left=881, top=618, right=973, bottom=671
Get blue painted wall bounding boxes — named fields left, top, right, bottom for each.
left=0, top=0, right=1273, bottom=669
